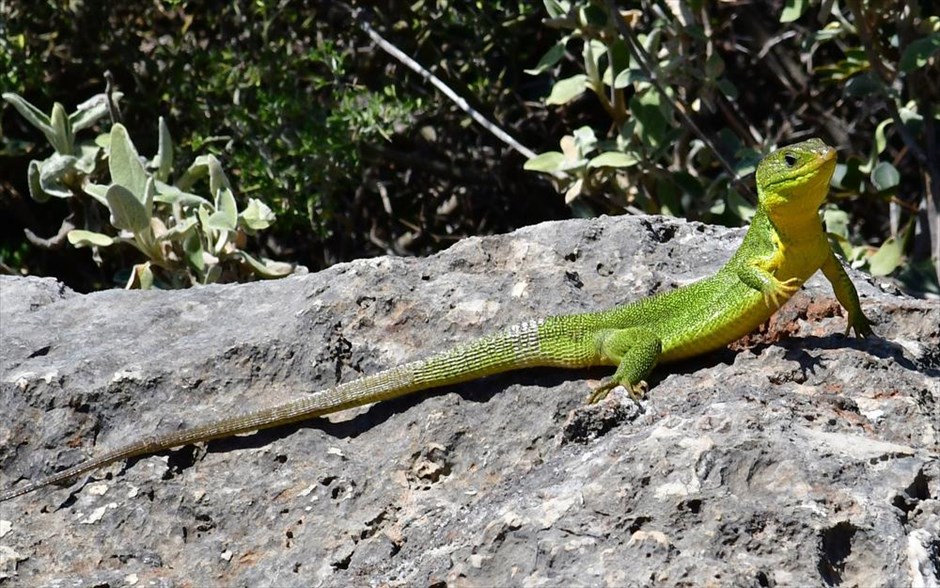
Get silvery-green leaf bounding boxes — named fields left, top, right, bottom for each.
left=204, top=264, right=222, bottom=284
left=106, top=184, right=150, bottom=232
left=175, top=155, right=211, bottom=191
left=153, top=117, right=174, bottom=182
left=197, top=205, right=212, bottom=234
left=239, top=198, right=276, bottom=231
left=109, top=123, right=149, bottom=200
left=207, top=187, right=237, bottom=231
left=126, top=262, right=154, bottom=290
left=154, top=180, right=210, bottom=207
left=83, top=182, right=110, bottom=206
left=238, top=251, right=294, bottom=278
left=524, top=151, right=565, bottom=173
left=39, top=153, right=79, bottom=198
left=587, top=151, right=639, bottom=169
left=2, top=92, right=54, bottom=138
left=50, top=102, right=73, bottom=155
left=144, top=176, right=155, bottom=218
left=68, top=229, right=114, bottom=247
left=75, top=142, right=103, bottom=174
left=183, top=231, right=206, bottom=272
left=546, top=74, right=587, bottom=105
left=70, top=92, right=119, bottom=132
left=158, top=217, right=198, bottom=241
left=868, top=236, right=904, bottom=277
left=27, top=160, right=49, bottom=203
left=207, top=155, right=232, bottom=206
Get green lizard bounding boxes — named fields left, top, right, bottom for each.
left=0, top=138, right=872, bottom=503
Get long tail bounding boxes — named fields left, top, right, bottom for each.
left=0, top=319, right=578, bottom=502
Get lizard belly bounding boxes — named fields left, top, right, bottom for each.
left=657, top=281, right=772, bottom=363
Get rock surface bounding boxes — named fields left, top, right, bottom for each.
left=0, top=215, right=938, bottom=587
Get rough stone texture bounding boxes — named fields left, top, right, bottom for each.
left=0, top=215, right=937, bottom=587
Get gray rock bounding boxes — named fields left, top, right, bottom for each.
left=0, top=215, right=937, bottom=587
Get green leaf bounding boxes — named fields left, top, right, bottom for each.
left=899, top=33, right=940, bottom=72
left=158, top=217, right=198, bottom=241
left=207, top=155, right=232, bottom=206
left=144, top=176, right=155, bottom=219
left=38, top=153, right=79, bottom=198
left=606, top=39, right=631, bottom=87
left=572, top=126, right=598, bottom=156
left=106, top=183, right=150, bottom=232
left=564, top=177, right=584, bottom=204
left=204, top=264, right=223, bottom=284
left=207, top=187, right=238, bottom=231
left=546, top=74, right=587, bottom=105
left=2, top=92, right=54, bottom=138
left=542, top=0, right=568, bottom=19
left=183, top=231, right=206, bottom=272
left=874, top=119, right=893, bottom=155
left=780, top=0, right=807, bottom=23
left=49, top=103, right=73, bottom=155
left=75, top=142, right=102, bottom=174
left=109, top=123, right=150, bottom=199
left=153, top=181, right=210, bottom=207
left=83, top=182, right=110, bottom=206
left=822, top=206, right=850, bottom=239
left=237, top=251, right=293, bottom=278
left=197, top=205, right=213, bottom=236
left=587, top=151, right=639, bottom=168
left=868, top=236, right=904, bottom=277
left=154, top=117, right=174, bottom=182
left=126, top=262, right=154, bottom=290
left=27, top=160, right=49, bottom=203
left=68, top=229, right=114, bottom=247
left=630, top=89, right=668, bottom=147
left=69, top=93, right=117, bottom=133
left=139, top=263, right=154, bottom=290
left=870, top=161, right=900, bottom=192
left=525, top=40, right=568, bottom=75
left=579, top=4, right=607, bottom=26
left=175, top=155, right=211, bottom=192
left=524, top=151, right=566, bottom=172
left=613, top=68, right=650, bottom=89
left=240, top=198, right=276, bottom=231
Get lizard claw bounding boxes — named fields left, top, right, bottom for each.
left=844, top=311, right=874, bottom=338
left=587, top=379, right=647, bottom=404
left=763, top=276, right=801, bottom=308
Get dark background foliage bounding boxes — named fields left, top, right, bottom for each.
left=2, top=0, right=937, bottom=293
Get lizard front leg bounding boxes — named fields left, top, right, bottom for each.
left=821, top=250, right=873, bottom=337
left=588, top=327, right=662, bottom=403
left=735, top=258, right=801, bottom=309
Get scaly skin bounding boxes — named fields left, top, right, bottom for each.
left=0, top=138, right=872, bottom=503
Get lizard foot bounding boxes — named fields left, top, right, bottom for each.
left=762, top=276, right=801, bottom=309
left=587, top=379, right=647, bottom=404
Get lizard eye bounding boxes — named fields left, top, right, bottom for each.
left=784, top=153, right=798, bottom=167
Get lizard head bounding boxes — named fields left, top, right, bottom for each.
left=755, top=138, right=837, bottom=220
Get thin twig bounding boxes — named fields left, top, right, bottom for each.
left=104, top=71, right=123, bottom=125
left=350, top=11, right=538, bottom=161
left=24, top=214, right=76, bottom=249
